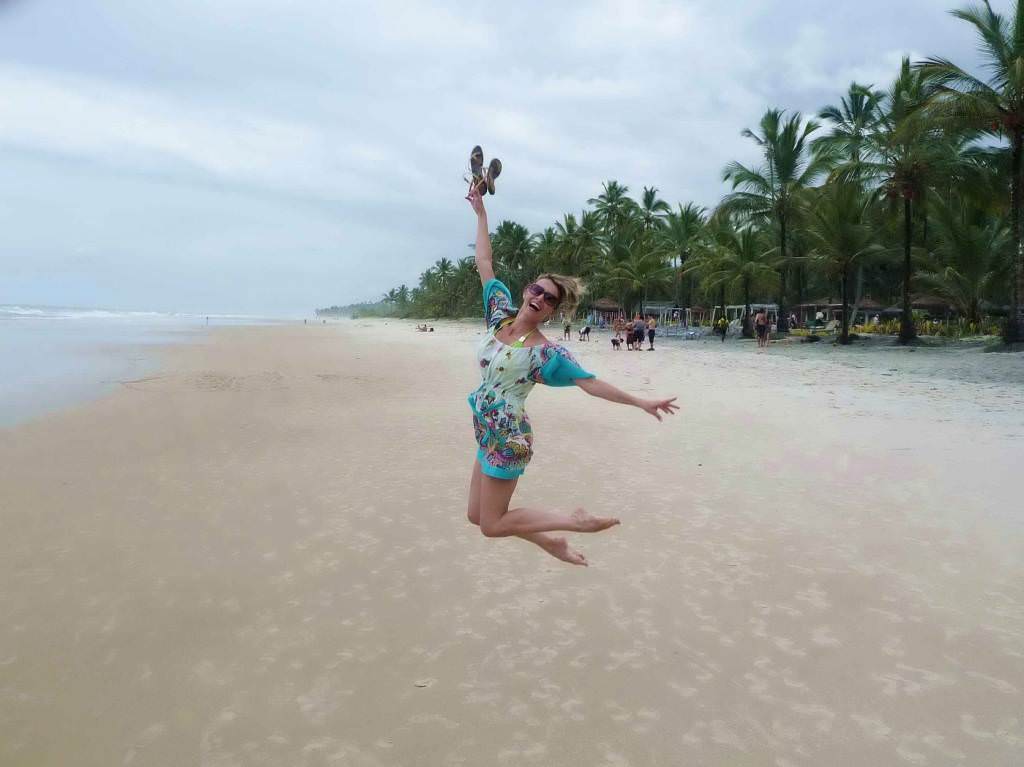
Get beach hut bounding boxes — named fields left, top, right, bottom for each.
left=880, top=295, right=957, bottom=320
left=588, top=297, right=622, bottom=327
left=710, top=303, right=778, bottom=327
left=793, top=299, right=842, bottom=326
left=641, top=301, right=679, bottom=328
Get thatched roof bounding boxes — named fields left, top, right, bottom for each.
left=911, top=294, right=954, bottom=309
left=592, top=297, right=621, bottom=311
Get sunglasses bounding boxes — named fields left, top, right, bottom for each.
left=525, top=282, right=561, bottom=308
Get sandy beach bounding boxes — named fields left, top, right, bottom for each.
left=2, top=320, right=1023, bottom=766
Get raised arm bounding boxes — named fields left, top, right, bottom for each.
left=467, top=187, right=495, bottom=285
left=575, top=377, right=678, bottom=422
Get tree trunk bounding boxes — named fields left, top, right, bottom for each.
left=1008, top=129, right=1024, bottom=343
left=742, top=278, right=753, bottom=338
left=899, top=196, right=916, bottom=344
left=777, top=216, right=789, bottom=332
left=840, top=266, right=851, bottom=345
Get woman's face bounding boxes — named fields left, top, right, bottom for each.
left=521, top=277, right=561, bottom=323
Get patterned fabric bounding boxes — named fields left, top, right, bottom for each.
left=470, top=279, right=595, bottom=479
left=483, top=278, right=515, bottom=330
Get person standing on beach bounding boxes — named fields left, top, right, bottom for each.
left=632, top=315, right=645, bottom=351
left=465, top=186, right=677, bottom=566
left=754, top=308, right=769, bottom=348
left=563, top=318, right=571, bottom=341
left=646, top=316, right=656, bottom=350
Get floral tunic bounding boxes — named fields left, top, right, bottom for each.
left=469, top=278, right=595, bottom=479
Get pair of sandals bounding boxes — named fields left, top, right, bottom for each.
left=467, top=145, right=501, bottom=196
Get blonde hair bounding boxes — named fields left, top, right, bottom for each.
left=536, top=273, right=585, bottom=317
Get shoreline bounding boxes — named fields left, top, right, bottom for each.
left=2, top=320, right=1022, bottom=764
left=0, top=316, right=296, bottom=429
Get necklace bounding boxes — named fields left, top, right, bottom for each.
left=499, top=319, right=535, bottom=348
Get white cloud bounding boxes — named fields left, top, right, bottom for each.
left=0, top=0, right=985, bottom=311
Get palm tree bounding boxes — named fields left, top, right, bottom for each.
left=639, top=186, right=671, bottom=231
left=815, top=82, right=886, bottom=166
left=804, top=182, right=885, bottom=344
left=917, top=0, right=1024, bottom=342
left=452, top=257, right=479, bottom=316
left=686, top=212, right=778, bottom=338
left=574, top=211, right=606, bottom=274
left=532, top=227, right=559, bottom=272
left=491, top=220, right=533, bottom=295
left=553, top=213, right=578, bottom=270
left=919, top=196, right=1010, bottom=324
left=432, top=258, right=457, bottom=315
left=852, top=58, right=955, bottom=343
left=602, top=245, right=672, bottom=315
left=723, top=109, right=828, bottom=331
left=552, top=211, right=606, bottom=278
left=589, top=180, right=638, bottom=241
left=661, top=203, right=707, bottom=308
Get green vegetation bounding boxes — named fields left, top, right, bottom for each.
left=322, top=0, right=1024, bottom=345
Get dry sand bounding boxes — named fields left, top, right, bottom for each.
left=2, top=320, right=1023, bottom=766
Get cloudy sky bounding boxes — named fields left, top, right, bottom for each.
left=0, top=0, right=989, bottom=314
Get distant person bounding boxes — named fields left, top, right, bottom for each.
left=755, top=308, right=769, bottom=348
left=716, top=315, right=728, bottom=341
left=205, top=316, right=209, bottom=326
left=563, top=319, right=571, bottom=341
left=632, top=315, right=645, bottom=351
left=464, top=184, right=677, bottom=566
left=646, top=316, right=656, bottom=350
left=578, top=325, right=591, bottom=341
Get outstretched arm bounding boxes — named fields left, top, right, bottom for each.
left=575, top=377, right=678, bottom=421
left=467, top=188, right=494, bottom=285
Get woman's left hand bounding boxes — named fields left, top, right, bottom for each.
left=638, top=397, right=679, bottom=421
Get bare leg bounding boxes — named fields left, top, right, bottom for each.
left=466, top=460, right=589, bottom=565
left=479, top=471, right=618, bottom=538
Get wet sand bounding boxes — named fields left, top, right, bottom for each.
left=2, top=320, right=1022, bottom=765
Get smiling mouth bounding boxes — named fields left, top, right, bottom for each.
left=528, top=301, right=541, bottom=312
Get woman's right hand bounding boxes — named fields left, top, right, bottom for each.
left=467, top=185, right=486, bottom=217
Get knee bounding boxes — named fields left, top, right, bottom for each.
left=467, top=506, right=480, bottom=526
left=479, top=519, right=505, bottom=538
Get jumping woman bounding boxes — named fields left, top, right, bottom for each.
left=465, top=186, right=679, bottom=566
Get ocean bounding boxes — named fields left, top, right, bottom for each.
left=0, top=305, right=283, bottom=427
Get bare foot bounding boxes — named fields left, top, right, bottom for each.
left=541, top=536, right=588, bottom=566
left=571, top=507, right=620, bottom=533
